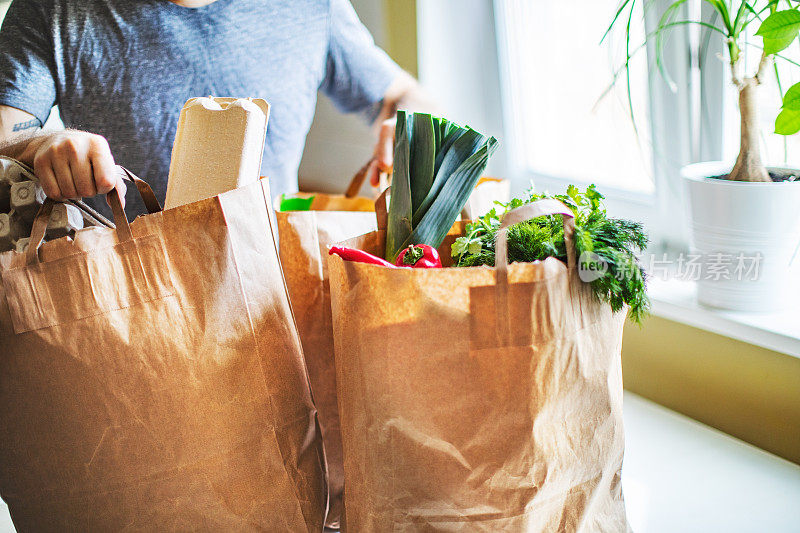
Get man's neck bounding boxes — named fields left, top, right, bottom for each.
left=169, top=0, right=219, bottom=7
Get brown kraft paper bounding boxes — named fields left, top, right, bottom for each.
left=0, top=174, right=326, bottom=531
left=276, top=176, right=511, bottom=528
left=276, top=175, right=511, bottom=528
left=276, top=199, right=377, bottom=529
left=328, top=199, right=629, bottom=532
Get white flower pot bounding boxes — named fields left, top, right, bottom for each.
left=682, top=161, right=800, bottom=312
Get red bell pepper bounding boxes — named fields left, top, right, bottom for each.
left=395, top=244, right=442, bottom=268
left=329, top=246, right=397, bottom=268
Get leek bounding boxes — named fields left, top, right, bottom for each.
left=384, top=111, right=498, bottom=261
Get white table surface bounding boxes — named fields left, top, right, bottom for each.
left=621, top=393, right=800, bottom=532
left=0, top=392, right=798, bottom=532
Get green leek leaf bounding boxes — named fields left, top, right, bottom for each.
left=401, top=137, right=498, bottom=250
left=413, top=128, right=485, bottom=226
left=409, top=113, right=436, bottom=213
left=434, top=122, right=464, bottom=176
left=385, top=111, right=413, bottom=260
left=385, top=111, right=499, bottom=260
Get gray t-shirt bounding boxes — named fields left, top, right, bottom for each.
left=0, top=0, right=401, bottom=216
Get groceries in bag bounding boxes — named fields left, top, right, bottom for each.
left=327, top=111, right=646, bottom=530
left=452, top=184, right=649, bottom=322
left=165, top=97, right=270, bottom=209
left=277, top=113, right=505, bottom=527
left=384, top=110, right=499, bottom=261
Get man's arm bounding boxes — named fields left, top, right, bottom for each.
left=368, top=72, right=439, bottom=186
left=0, top=105, right=40, bottom=139
left=320, top=0, right=438, bottom=187
left=0, top=105, right=124, bottom=201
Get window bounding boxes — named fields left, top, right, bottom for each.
left=494, top=0, right=655, bottom=195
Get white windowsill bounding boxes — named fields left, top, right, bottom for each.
left=647, top=277, right=800, bottom=358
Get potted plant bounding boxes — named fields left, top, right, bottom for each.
left=609, top=0, right=800, bottom=311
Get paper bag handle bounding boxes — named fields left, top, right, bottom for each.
left=493, top=199, right=576, bottom=346
left=26, top=166, right=162, bottom=266
left=345, top=157, right=391, bottom=198
left=344, top=160, right=370, bottom=198
left=375, top=188, right=389, bottom=230
left=494, top=199, right=576, bottom=275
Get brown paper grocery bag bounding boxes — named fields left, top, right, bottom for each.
left=0, top=171, right=326, bottom=531
left=328, top=199, right=629, bottom=532
left=276, top=186, right=378, bottom=529
left=277, top=174, right=509, bottom=529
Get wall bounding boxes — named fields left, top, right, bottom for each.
left=416, top=0, right=507, bottom=181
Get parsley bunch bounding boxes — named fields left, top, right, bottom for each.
left=452, top=185, right=650, bottom=323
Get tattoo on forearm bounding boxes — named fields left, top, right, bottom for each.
left=11, top=119, right=38, bottom=132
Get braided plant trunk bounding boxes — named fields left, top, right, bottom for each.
left=728, top=53, right=773, bottom=183
left=729, top=78, right=771, bottom=182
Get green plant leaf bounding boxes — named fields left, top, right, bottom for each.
left=755, top=9, right=800, bottom=40
left=468, top=240, right=483, bottom=255
left=763, top=32, right=797, bottom=54
left=600, top=0, right=633, bottom=44
left=776, top=62, right=790, bottom=163
left=732, top=0, right=748, bottom=36
left=782, top=81, right=800, bottom=109
left=385, top=111, right=413, bottom=260
left=775, top=108, right=800, bottom=135
left=741, top=1, right=769, bottom=23
left=704, top=0, right=733, bottom=34
left=655, top=0, right=689, bottom=91
left=409, top=113, right=436, bottom=213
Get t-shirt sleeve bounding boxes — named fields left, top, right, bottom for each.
left=0, top=0, right=57, bottom=125
left=320, top=0, right=403, bottom=119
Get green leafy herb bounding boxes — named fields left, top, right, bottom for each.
left=385, top=111, right=498, bottom=261
left=451, top=185, right=650, bottom=324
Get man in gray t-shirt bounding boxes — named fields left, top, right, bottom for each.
left=0, top=0, right=426, bottom=216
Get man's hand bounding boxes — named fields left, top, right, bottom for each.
left=368, top=73, right=439, bottom=187
left=27, top=131, right=124, bottom=202
left=369, top=117, right=395, bottom=187
left=1, top=106, right=126, bottom=204
left=1, top=128, right=126, bottom=205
